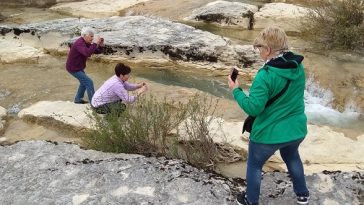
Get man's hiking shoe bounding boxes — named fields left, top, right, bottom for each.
left=236, top=192, right=258, bottom=205
left=297, top=193, right=310, bottom=205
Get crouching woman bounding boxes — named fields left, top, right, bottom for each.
left=91, top=63, right=147, bottom=114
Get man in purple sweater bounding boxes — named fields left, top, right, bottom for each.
left=66, top=27, right=104, bottom=104
left=91, top=63, right=147, bottom=114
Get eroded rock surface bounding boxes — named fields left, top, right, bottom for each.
left=254, top=3, right=310, bottom=32
left=0, top=140, right=240, bottom=205
left=0, top=16, right=260, bottom=70
left=16, top=102, right=364, bottom=173
left=0, top=39, right=44, bottom=63
left=0, top=106, right=6, bottom=133
left=183, top=1, right=310, bottom=32
left=50, top=0, right=152, bottom=18
left=0, top=140, right=362, bottom=204
left=18, top=101, right=94, bottom=131
left=0, top=0, right=78, bottom=7
left=184, top=1, right=258, bottom=29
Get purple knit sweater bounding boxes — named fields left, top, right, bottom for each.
left=66, top=37, right=102, bottom=72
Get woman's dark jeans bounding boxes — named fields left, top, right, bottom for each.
left=246, top=138, right=309, bottom=204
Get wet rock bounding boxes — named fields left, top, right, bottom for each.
left=0, top=106, right=6, bottom=133
left=0, top=39, right=44, bottom=63
left=50, top=0, right=152, bottom=18
left=184, top=1, right=258, bottom=29
left=0, top=16, right=259, bottom=70
left=0, top=140, right=241, bottom=204
left=254, top=3, right=310, bottom=32
left=18, top=101, right=94, bottom=131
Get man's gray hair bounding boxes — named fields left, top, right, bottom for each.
left=80, top=27, right=95, bottom=37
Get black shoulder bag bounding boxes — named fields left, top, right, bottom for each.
left=242, top=79, right=291, bottom=134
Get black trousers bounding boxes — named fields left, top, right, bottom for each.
left=93, top=100, right=126, bottom=115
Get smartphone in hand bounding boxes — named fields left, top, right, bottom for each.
left=230, top=67, right=239, bottom=82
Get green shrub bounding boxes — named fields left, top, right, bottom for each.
left=301, top=0, right=364, bottom=51
left=174, top=96, right=220, bottom=168
left=83, top=94, right=222, bottom=168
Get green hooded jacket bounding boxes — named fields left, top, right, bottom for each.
left=232, top=52, right=307, bottom=144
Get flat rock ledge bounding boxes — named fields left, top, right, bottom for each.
left=0, top=0, right=77, bottom=7
left=184, top=1, right=258, bottom=29
left=18, top=101, right=94, bottom=132
left=17, top=101, right=364, bottom=172
left=0, top=39, right=44, bottom=63
left=185, top=1, right=310, bottom=32
left=50, top=0, right=152, bottom=18
left=254, top=3, right=310, bottom=32
left=0, top=16, right=260, bottom=70
left=0, top=106, right=6, bottom=133
left=0, top=140, right=363, bottom=205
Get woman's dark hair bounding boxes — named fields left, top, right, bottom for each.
left=115, top=63, right=131, bottom=77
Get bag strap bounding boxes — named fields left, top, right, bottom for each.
left=265, top=80, right=291, bottom=108
left=263, top=56, right=298, bottom=108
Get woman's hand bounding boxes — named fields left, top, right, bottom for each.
left=137, top=82, right=146, bottom=89
left=137, top=84, right=148, bottom=96
left=95, top=36, right=102, bottom=45
left=228, top=75, right=240, bottom=90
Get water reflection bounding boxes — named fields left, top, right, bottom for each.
left=134, top=66, right=233, bottom=99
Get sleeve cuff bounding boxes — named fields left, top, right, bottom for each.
left=232, top=87, right=242, bottom=94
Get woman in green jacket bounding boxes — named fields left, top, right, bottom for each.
left=229, top=26, right=309, bottom=205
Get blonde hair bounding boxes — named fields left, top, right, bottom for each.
left=253, top=26, right=288, bottom=52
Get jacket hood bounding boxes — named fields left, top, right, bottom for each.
left=264, top=51, right=304, bottom=80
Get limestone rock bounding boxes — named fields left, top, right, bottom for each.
left=0, top=140, right=362, bottom=204
left=50, top=0, right=152, bottom=18
left=0, top=106, right=6, bottom=132
left=0, top=16, right=258, bottom=69
left=0, top=0, right=79, bottom=7
left=18, top=101, right=94, bottom=131
left=261, top=124, right=364, bottom=166
left=0, top=13, right=5, bottom=22
left=0, top=106, right=6, bottom=119
left=301, top=125, right=364, bottom=164
left=0, top=140, right=240, bottom=204
left=0, top=39, right=44, bottom=63
left=0, top=0, right=57, bottom=7
left=184, top=1, right=258, bottom=29
left=195, top=118, right=364, bottom=167
left=16, top=100, right=364, bottom=170
left=254, top=3, right=310, bottom=32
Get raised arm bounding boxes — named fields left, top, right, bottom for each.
left=75, top=42, right=98, bottom=57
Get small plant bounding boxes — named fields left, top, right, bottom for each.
left=301, top=0, right=364, bottom=52
left=84, top=95, right=187, bottom=154
left=83, top=94, right=223, bottom=168
left=175, top=95, right=220, bottom=168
